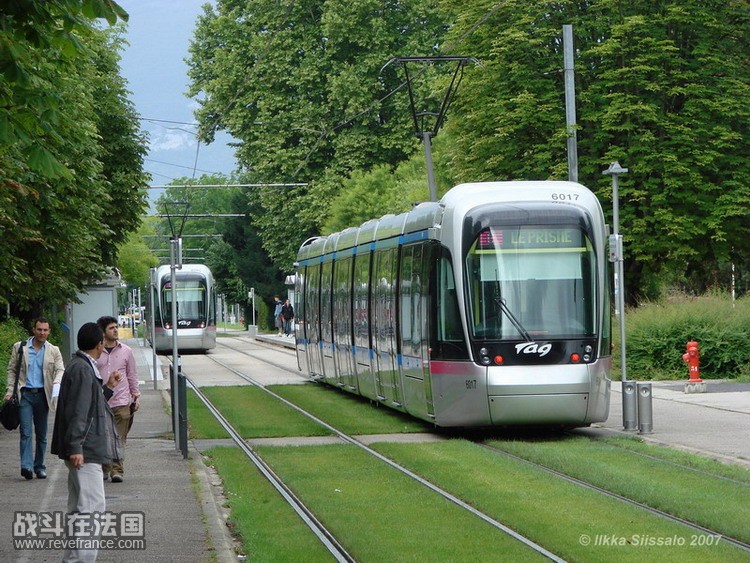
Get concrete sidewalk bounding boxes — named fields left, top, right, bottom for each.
left=590, top=379, right=750, bottom=469
left=0, top=340, right=235, bottom=563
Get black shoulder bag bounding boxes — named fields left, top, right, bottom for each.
left=1, top=341, right=25, bottom=431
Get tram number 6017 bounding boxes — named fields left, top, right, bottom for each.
left=551, top=193, right=579, bottom=201
left=466, top=379, right=477, bottom=390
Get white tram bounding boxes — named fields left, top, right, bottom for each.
left=294, top=182, right=612, bottom=427
left=146, top=264, right=217, bottom=354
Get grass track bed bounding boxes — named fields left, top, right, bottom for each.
left=255, top=443, right=546, bottom=561
left=187, top=386, right=331, bottom=439
left=486, top=435, right=750, bottom=544
left=373, top=441, right=747, bottom=561
left=269, top=383, right=432, bottom=434
left=204, top=447, right=332, bottom=561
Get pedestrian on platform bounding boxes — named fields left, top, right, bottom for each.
left=96, top=315, right=140, bottom=483
left=281, top=299, right=294, bottom=337
left=4, top=317, right=65, bottom=480
left=51, top=322, right=120, bottom=563
left=273, top=296, right=283, bottom=336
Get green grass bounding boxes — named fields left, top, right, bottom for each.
left=187, top=389, right=231, bottom=439
left=203, top=447, right=333, bottom=562
left=485, top=434, right=750, bottom=543
left=188, top=383, right=432, bottom=439
left=255, top=443, right=546, bottom=561
left=269, top=383, right=433, bottom=435
left=374, top=440, right=747, bottom=561
left=188, top=386, right=331, bottom=439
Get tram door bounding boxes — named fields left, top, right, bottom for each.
left=320, top=260, right=337, bottom=382
left=304, top=262, right=323, bottom=377
left=373, top=246, right=401, bottom=406
left=399, top=243, right=434, bottom=419
left=333, top=257, right=356, bottom=390
left=352, top=251, right=376, bottom=399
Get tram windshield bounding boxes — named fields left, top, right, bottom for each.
left=161, top=280, right=207, bottom=324
left=467, top=225, right=596, bottom=340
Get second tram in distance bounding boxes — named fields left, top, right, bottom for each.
left=294, top=181, right=612, bottom=427
left=146, top=264, right=217, bottom=354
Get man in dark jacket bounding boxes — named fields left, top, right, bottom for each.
left=51, top=322, right=121, bottom=563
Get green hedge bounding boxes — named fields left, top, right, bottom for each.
left=622, top=294, right=750, bottom=380
left=0, top=319, right=31, bottom=393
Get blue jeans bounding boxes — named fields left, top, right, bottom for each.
left=19, top=389, right=49, bottom=473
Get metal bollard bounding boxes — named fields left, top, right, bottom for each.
left=178, top=371, right=188, bottom=459
left=622, top=380, right=638, bottom=431
left=637, top=382, right=653, bottom=434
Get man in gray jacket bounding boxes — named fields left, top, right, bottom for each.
left=51, top=322, right=121, bottom=563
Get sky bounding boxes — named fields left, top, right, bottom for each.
left=117, top=1, right=237, bottom=205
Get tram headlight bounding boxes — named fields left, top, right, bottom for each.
left=481, top=356, right=491, bottom=365
left=479, top=348, right=488, bottom=356
left=583, top=345, right=593, bottom=362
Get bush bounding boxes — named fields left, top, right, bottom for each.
left=623, top=294, right=750, bottom=380
left=0, top=319, right=31, bottom=393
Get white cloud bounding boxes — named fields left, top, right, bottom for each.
left=149, top=129, right=196, bottom=151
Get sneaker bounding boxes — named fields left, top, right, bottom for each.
left=111, top=475, right=123, bottom=483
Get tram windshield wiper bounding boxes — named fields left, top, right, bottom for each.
left=493, top=281, right=532, bottom=342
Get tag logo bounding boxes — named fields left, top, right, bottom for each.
left=178, top=320, right=192, bottom=327
left=514, top=342, right=552, bottom=357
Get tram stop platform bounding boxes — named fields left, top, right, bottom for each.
left=0, top=337, right=236, bottom=563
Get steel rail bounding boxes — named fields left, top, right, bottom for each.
left=218, top=336, right=750, bottom=550
left=477, top=442, right=750, bottom=554
left=202, top=354, right=566, bottom=563
left=182, top=373, right=355, bottom=563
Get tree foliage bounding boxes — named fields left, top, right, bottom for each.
left=190, top=0, right=750, bottom=301
left=0, top=1, right=148, bottom=321
left=439, top=0, right=750, bottom=300
left=187, top=0, right=449, bottom=268
left=152, top=175, right=287, bottom=318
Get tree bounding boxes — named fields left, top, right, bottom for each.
left=152, top=175, right=287, bottom=323
left=187, top=0, right=450, bottom=269
left=0, top=2, right=148, bottom=322
left=322, top=134, right=457, bottom=233
left=439, top=0, right=750, bottom=301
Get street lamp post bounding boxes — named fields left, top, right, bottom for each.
left=603, top=161, right=637, bottom=431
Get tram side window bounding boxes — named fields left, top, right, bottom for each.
left=438, top=257, right=463, bottom=342
left=295, top=270, right=306, bottom=336
left=306, top=263, right=321, bottom=341
left=333, top=257, right=353, bottom=345
left=321, top=260, right=334, bottom=341
left=400, top=244, right=430, bottom=358
left=352, top=252, right=371, bottom=350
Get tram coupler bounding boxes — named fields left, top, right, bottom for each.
left=682, top=340, right=707, bottom=393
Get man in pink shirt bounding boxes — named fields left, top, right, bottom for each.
left=96, top=315, right=140, bottom=483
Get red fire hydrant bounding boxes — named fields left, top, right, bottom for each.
left=682, top=340, right=702, bottom=383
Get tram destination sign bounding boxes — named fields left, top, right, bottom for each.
left=479, top=227, right=583, bottom=250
